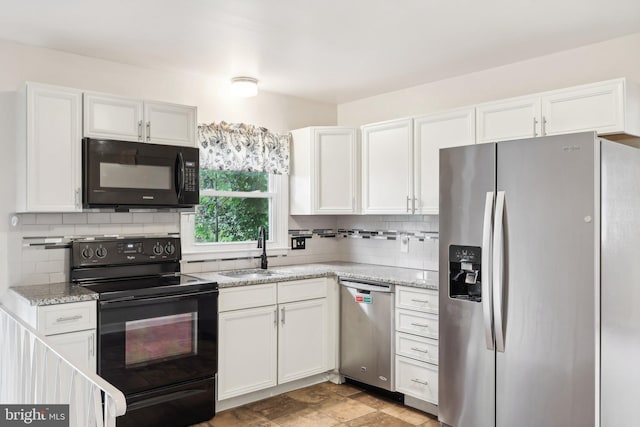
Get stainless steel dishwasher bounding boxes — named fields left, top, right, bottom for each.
left=340, top=278, right=395, bottom=391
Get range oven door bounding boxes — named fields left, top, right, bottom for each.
left=83, top=138, right=199, bottom=208
left=97, top=289, right=217, bottom=396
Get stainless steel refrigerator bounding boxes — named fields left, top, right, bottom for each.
left=438, top=132, right=640, bottom=427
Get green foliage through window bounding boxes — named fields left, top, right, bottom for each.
left=195, top=170, right=270, bottom=243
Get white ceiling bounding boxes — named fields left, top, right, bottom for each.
left=1, top=0, right=640, bottom=104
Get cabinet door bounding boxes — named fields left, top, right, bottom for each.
left=476, top=96, right=541, bottom=144
left=83, top=92, right=144, bottom=142
left=362, top=119, right=413, bottom=214
left=47, top=330, right=96, bottom=424
left=218, top=305, right=277, bottom=400
left=313, top=128, right=358, bottom=213
left=24, top=84, right=82, bottom=212
left=144, top=101, right=197, bottom=147
left=278, top=298, right=329, bottom=384
left=542, top=80, right=624, bottom=136
left=414, top=108, right=475, bottom=214
left=46, top=329, right=96, bottom=372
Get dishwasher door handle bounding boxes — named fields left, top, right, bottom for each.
left=340, top=281, right=393, bottom=293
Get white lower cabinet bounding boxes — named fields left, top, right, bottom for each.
left=396, top=355, right=438, bottom=404
left=47, top=329, right=96, bottom=371
left=218, top=305, right=278, bottom=399
left=217, top=278, right=333, bottom=401
left=278, top=298, right=328, bottom=384
left=395, top=286, right=439, bottom=410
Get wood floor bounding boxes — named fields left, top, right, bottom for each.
left=193, top=381, right=439, bottom=427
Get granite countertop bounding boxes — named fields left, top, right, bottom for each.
left=9, top=262, right=438, bottom=306
left=193, top=262, right=439, bottom=290
left=9, top=282, right=99, bottom=306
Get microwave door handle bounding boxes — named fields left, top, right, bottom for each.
left=176, top=152, right=185, bottom=201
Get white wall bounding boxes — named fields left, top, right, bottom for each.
left=338, top=32, right=640, bottom=126
left=0, top=39, right=337, bottom=294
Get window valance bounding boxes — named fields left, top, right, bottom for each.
left=198, top=122, right=290, bottom=175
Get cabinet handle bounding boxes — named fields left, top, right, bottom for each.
left=74, top=188, right=81, bottom=208
left=413, top=198, right=417, bottom=214
left=410, top=298, right=430, bottom=304
left=281, top=307, right=285, bottom=325
left=89, top=334, right=95, bottom=357
left=410, top=322, right=430, bottom=328
left=542, top=116, right=547, bottom=136
left=56, top=315, right=82, bottom=323
left=274, top=308, right=278, bottom=327
left=411, top=378, right=429, bottom=386
left=138, top=120, right=143, bottom=140
left=533, top=117, right=538, bottom=137
left=406, top=196, right=410, bottom=213
left=146, top=121, right=151, bottom=141
left=410, top=346, right=429, bottom=354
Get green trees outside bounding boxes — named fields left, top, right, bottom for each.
left=195, top=170, right=270, bottom=243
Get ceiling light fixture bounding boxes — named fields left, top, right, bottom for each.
left=230, top=76, right=258, bottom=97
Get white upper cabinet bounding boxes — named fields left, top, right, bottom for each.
left=143, top=101, right=197, bottom=146
left=414, top=108, right=475, bottom=214
left=362, top=118, right=413, bottom=214
left=17, top=83, right=83, bottom=212
left=477, top=78, right=640, bottom=143
left=476, top=95, right=541, bottom=144
left=290, top=127, right=358, bottom=214
left=84, top=92, right=197, bottom=147
left=83, top=93, right=144, bottom=142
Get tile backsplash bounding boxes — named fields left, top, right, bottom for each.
left=9, top=212, right=180, bottom=286
left=9, top=212, right=439, bottom=287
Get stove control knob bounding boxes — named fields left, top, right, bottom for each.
left=95, top=247, right=108, bottom=259
left=152, top=243, right=163, bottom=256
left=164, top=242, right=175, bottom=255
left=81, top=247, right=94, bottom=259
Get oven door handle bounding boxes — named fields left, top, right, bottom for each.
left=100, top=289, right=218, bottom=309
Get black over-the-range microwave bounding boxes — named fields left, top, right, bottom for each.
left=82, top=138, right=199, bottom=209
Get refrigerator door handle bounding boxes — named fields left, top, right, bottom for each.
left=482, top=191, right=495, bottom=350
left=493, top=190, right=506, bottom=352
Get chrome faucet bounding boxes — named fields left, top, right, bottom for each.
left=257, top=225, right=268, bottom=269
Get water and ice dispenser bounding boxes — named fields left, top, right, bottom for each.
left=449, top=245, right=482, bottom=302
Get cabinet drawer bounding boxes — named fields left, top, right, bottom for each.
left=37, top=301, right=96, bottom=335
left=396, top=309, right=438, bottom=339
left=219, top=283, right=277, bottom=312
left=396, top=332, right=438, bottom=365
left=278, top=278, right=327, bottom=304
left=396, top=287, right=438, bottom=313
left=395, top=355, right=438, bottom=404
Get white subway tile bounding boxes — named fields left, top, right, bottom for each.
left=133, top=213, right=155, bottom=224
left=62, top=213, right=87, bottom=224
left=49, top=272, right=68, bottom=283
left=47, top=248, right=69, bottom=261
left=22, top=248, right=50, bottom=262
left=20, top=214, right=37, bottom=225
left=23, top=273, right=50, bottom=286
left=181, top=262, right=203, bottom=274
left=87, top=213, right=111, bottom=224
left=99, top=224, right=123, bottom=235
left=35, top=260, right=65, bottom=274
left=120, top=224, right=146, bottom=235
left=21, top=225, right=53, bottom=237
left=153, top=213, right=179, bottom=224
left=36, top=214, right=63, bottom=225
left=110, top=212, right=133, bottom=223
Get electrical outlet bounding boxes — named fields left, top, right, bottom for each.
left=400, top=235, right=409, bottom=253
left=291, top=237, right=306, bottom=250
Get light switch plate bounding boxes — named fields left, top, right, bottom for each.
left=400, top=235, right=409, bottom=253
left=291, top=237, right=306, bottom=250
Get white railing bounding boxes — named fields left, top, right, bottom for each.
left=0, top=304, right=126, bottom=427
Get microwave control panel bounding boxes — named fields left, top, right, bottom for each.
left=184, top=161, right=197, bottom=192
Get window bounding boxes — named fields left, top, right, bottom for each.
left=181, top=169, right=288, bottom=259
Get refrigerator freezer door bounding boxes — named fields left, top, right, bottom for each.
left=495, top=133, right=596, bottom=427
left=439, top=143, right=496, bottom=427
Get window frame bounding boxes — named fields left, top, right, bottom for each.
left=180, top=172, right=289, bottom=261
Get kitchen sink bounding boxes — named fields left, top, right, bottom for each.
left=218, top=269, right=286, bottom=280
